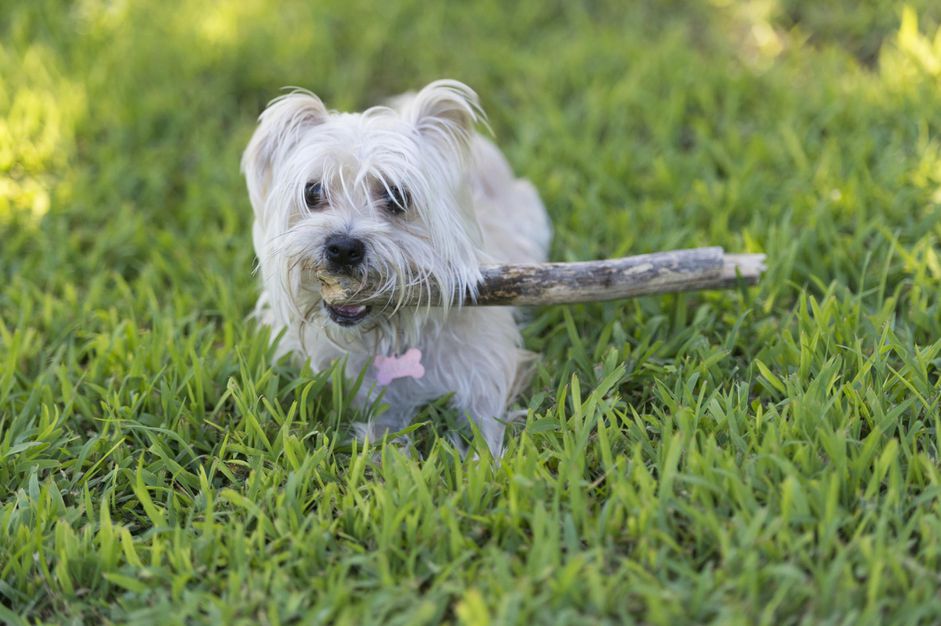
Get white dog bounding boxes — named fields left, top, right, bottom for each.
left=242, top=80, right=551, bottom=457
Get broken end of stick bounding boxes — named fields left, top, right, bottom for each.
left=721, top=253, right=766, bottom=285
left=317, top=276, right=344, bottom=304
left=318, top=274, right=370, bottom=305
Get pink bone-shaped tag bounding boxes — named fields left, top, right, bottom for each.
left=373, top=348, right=425, bottom=386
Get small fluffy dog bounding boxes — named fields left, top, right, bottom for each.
left=242, top=80, right=551, bottom=457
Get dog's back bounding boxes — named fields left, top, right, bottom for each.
left=468, top=135, right=552, bottom=265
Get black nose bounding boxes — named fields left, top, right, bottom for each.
left=324, top=234, right=365, bottom=268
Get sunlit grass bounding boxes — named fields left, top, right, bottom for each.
left=2, top=1, right=941, bottom=624
left=0, top=43, right=85, bottom=222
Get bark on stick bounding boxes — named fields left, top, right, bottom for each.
left=318, top=247, right=765, bottom=307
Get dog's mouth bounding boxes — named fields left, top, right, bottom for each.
left=324, top=303, right=371, bottom=326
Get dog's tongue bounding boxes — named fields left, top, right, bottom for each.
left=333, top=304, right=366, bottom=316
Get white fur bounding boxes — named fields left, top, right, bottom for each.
left=242, top=80, right=551, bottom=457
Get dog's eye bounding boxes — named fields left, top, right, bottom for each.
left=304, top=182, right=323, bottom=210
left=383, top=186, right=410, bottom=215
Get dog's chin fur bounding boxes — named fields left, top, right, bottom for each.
left=242, top=79, right=551, bottom=458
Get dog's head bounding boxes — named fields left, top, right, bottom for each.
left=242, top=80, right=485, bottom=344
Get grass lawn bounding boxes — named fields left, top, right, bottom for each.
left=4, top=1, right=941, bottom=623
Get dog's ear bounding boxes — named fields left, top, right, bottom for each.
left=242, top=91, right=327, bottom=211
left=406, top=80, right=484, bottom=155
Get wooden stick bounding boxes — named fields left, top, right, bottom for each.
left=318, top=247, right=765, bottom=307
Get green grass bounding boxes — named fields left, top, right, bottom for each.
left=3, top=0, right=941, bottom=623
